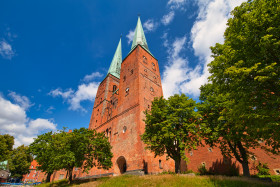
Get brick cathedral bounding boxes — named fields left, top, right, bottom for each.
left=87, top=17, right=175, bottom=175
left=22, top=17, right=280, bottom=183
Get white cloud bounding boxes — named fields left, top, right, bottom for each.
left=69, top=82, right=99, bottom=111
left=0, top=40, right=15, bottom=59
left=162, top=36, right=190, bottom=98
left=8, top=91, right=34, bottom=110
left=161, top=11, right=175, bottom=26
left=49, top=72, right=101, bottom=112
left=126, top=30, right=135, bottom=44
left=162, top=0, right=186, bottom=26
left=28, top=118, right=56, bottom=134
left=46, top=106, right=55, bottom=114
left=162, top=0, right=246, bottom=98
left=167, top=0, right=187, bottom=10
left=49, top=88, right=74, bottom=99
left=143, top=19, right=158, bottom=32
left=83, top=72, right=103, bottom=82
left=0, top=95, right=57, bottom=147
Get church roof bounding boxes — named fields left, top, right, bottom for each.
left=130, top=16, right=153, bottom=57
left=107, top=38, right=122, bottom=79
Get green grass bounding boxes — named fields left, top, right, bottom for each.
left=38, top=174, right=280, bottom=187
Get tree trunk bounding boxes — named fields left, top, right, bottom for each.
left=65, top=170, right=69, bottom=179
left=241, top=161, right=250, bottom=177
left=175, top=159, right=181, bottom=174
left=68, top=168, right=73, bottom=184
left=237, top=141, right=250, bottom=177
left=46, top=172, right=52, bottom=183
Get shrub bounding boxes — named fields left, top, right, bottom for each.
left=257, top=175, right=280, bottom=182
left=160, top=171, right=176, bottom=175
left=182, top=170, right=195, bottom=174
left=270, top=175, right=280, bottom=182
left=256, top=162, right=270, bottom=175
left=198, top=164, right=208, bottom=175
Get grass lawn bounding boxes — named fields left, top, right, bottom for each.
left=38, top=174, right=280, bottom=187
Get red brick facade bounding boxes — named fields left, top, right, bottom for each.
left=22, top=160, right=47, bottom=183
left=86, top=45, right=175, bottom=176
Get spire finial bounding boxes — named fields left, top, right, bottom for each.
left=120, top=33, right=122, bottom=38
left=138, top=13, right=140, bottom=17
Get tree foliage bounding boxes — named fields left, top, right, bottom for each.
left=141, top=94, right=201, bottom=173
left=30, top=128, right=113, bottom=183
left=199, top=0, right=280, bottom=177
left=53, top=128, right=113, bottom=183
left=0, top=134, right=14, bottom=162
left=9, top=145, right=32, bottom=178
left=29, top=132, right=56, bottom=182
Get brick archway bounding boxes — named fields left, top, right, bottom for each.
left=116, top=156, right=127, bottom=174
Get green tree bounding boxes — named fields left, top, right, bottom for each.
left=9, top=145, right=32, bottom=178
left=199, top=84, right=255, bottom=177
left=52, top=128, right=113, bottom=183
left=199, top=0, right=280, bottom=177
left=0, top=134, right=14, bottom=162
left=29, top=132, right=56, bottom=182
left=141, top=94, right=201, bottom=173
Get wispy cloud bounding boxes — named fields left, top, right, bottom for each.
left=143, top=19, right=158, bottom=32
left=167, top=0, right=187, bottom=10
left=161, top=0, right=187, bottom=26
left=0, top=94, right=56, bottom=147
left=161, top=11, right=175, bottom=26
left=46, top=106, right=55, bottom=114
left=8, top=91, right=34, bottom=110
left=83, top=72, right=103, bottom=82
left=0, top=40, right=15, bottom=59
left=126, top=30, right=135, bottom=44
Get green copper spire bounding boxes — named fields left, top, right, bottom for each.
left=107, top=38, right=122, bottom=79
left=131, top=16, right=150, bottom=53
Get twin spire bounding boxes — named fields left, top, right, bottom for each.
left=107, top=38, right=122, bottom=78
left=131, top=17, right=149, bottom=52
left=107, top=16, right=150, bottom=78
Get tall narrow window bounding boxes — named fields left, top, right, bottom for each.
left=159, top=160, right=162, bottom=169
left=113, top=85, right=117, bottom=92
left=123, top=126, right=127, bottom=133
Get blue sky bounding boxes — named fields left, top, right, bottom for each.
left=0, top=0, right=245, bottom=147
